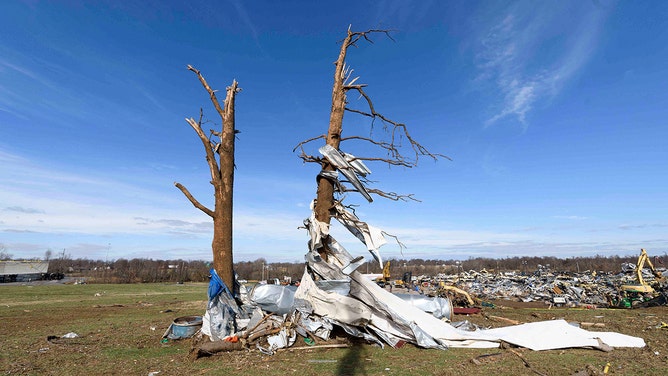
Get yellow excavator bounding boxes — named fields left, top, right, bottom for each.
left=374, top=261, right=392, bottom=287
left=437, top=281, right=476, bottom=307
left=611, top=249, right=667, bottom=308
left=620, top=249, right=666, bottom=293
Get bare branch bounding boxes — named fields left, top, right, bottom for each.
left=185, top=117, right=221, bottom=185
left=367, top=189, right=420, bottom=202
left=344, top=85, right=450, bottom=165
left=335, top=184, right=421, bottom=202
left=382, top=231, right=407, bottom=255
left=297, top=154, right=323, bottom=164
left=174, top=182, right=215, bottom=217
left=188, top=65, right=226, bottom=121
left=344, top=29, right=397, bottom=49
left=292, top=134, right=326, bottom=153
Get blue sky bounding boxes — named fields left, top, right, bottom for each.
left=1, top=0, right=667, bottom=264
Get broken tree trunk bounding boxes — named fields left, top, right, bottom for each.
left=175, top=65, right=240, bottom=289
left=313, top=29, right=353, bottom=261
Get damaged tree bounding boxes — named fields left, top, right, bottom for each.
left=295, top=27, right=448, bottom=261
left=175, top=65, right=240, bottom=289
left=184, top=29, right=647, bottom=357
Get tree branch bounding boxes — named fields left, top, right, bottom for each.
left=343, top=28, right=396, bottom=49
left=185, top=117, right=222, bottom=186
left=174, top=182, right=215, bottom=217
left=292, top=134, right=326, bottom=153
left=344, top=85, right=450, bottom=164
left=188, top=65, right=227, bottom=121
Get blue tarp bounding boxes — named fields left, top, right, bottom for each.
left=208, top=268, right=232, bottom=301
left=205, top=268, right=240, bottom=340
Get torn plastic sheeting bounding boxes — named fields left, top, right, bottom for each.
left=362, top=270, right=646, bottom=349
left=304, top=205, right=330, bottom=255
left=349, top=262, right=646, bottom=350
left=304, top=232, right=473, bottom=348
left=202, top=268, right=240, bottom=341
left=264, top=328, right=297, bottom=352
left=348, top=268, right=498, bottom=349
left=302, top=218, right=479, bottom=349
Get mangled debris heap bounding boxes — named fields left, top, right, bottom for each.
left=430, top=251, right=667, bottom=309
left=188, top=211, right=645, bottom=356
left=187, top=145, right=645, bottom=358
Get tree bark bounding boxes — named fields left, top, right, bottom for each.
left=176, top=66, right=239, bottom=289
left=314, top=30, right=353, bottom=260
left=212, top=80, right=238, bottom=289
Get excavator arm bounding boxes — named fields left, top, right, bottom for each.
left=382, top=261, right=391, bottom=282
left=621, top=249, right=665, bottom=294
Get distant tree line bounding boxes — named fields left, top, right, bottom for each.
left=31, top=252, right=666, bottom=284
left=45, top=257, right=211, bottom=284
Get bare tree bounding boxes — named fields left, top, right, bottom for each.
left=295, top=27, right=448, bottom=261
left=175, top=65, right=240, bottom=289
left=0, top=244, right=12, bottom=261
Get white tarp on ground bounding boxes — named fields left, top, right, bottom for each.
left=480, top=319, right=645, bottom=351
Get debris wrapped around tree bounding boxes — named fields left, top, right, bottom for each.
left=179, top=27, right=651, bottom=358
left=189, top=201, right=646, bottom=358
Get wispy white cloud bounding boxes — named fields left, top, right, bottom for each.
left=553, top=215, right=588, bottom=221
left=4, top=206, right=45, bottom=214
left=619, top=223, right=668, bottom=230
left=0, top=148, right=309, bottom=261
left=475, top=3, right=610, bottom=127
left=0, top=57, right=40, bottom=79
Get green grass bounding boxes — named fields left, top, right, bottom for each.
left=1, top=282, right=666, bottom=375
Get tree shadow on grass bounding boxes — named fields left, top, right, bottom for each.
left=336, top=341, right=368, bottom=376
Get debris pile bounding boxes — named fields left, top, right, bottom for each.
left=424, top=258, right=666, bottom=309
left=181, top=147, right=650, bottom=357
left=184, top=228, right=650, bottom=357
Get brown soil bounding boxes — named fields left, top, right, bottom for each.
left=2, top=285, right=667, bottom=376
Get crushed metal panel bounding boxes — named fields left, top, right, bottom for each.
left=294, top=269, right=373, bottom=326
left=393, top=293, right=453, bottom=321
left=250, top=284, right=298, bottom=315
left=319, top=144, right=373, bottom=202
left=332, top=202, right=385, bottom=266
left=342, top=152, right=372, bottom=176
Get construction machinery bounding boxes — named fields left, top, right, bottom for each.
left=437, top=281, right=476, bottom=307
left=374, top=261, right=392, bottom=287
left=620, top=249, right=666, bottom=294
left=610, top=249, right=666, bottom=308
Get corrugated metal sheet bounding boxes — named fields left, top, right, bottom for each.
left=0, top=261, right=49, bottom=275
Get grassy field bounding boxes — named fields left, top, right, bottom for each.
left=1, top=281, right=666, bottom=375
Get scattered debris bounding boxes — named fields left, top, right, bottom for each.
left=162, top=316, right=202, bottom=340
left=470, top=352, right=504, bottom=365
left=181, top=141, right=654, bottom=357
